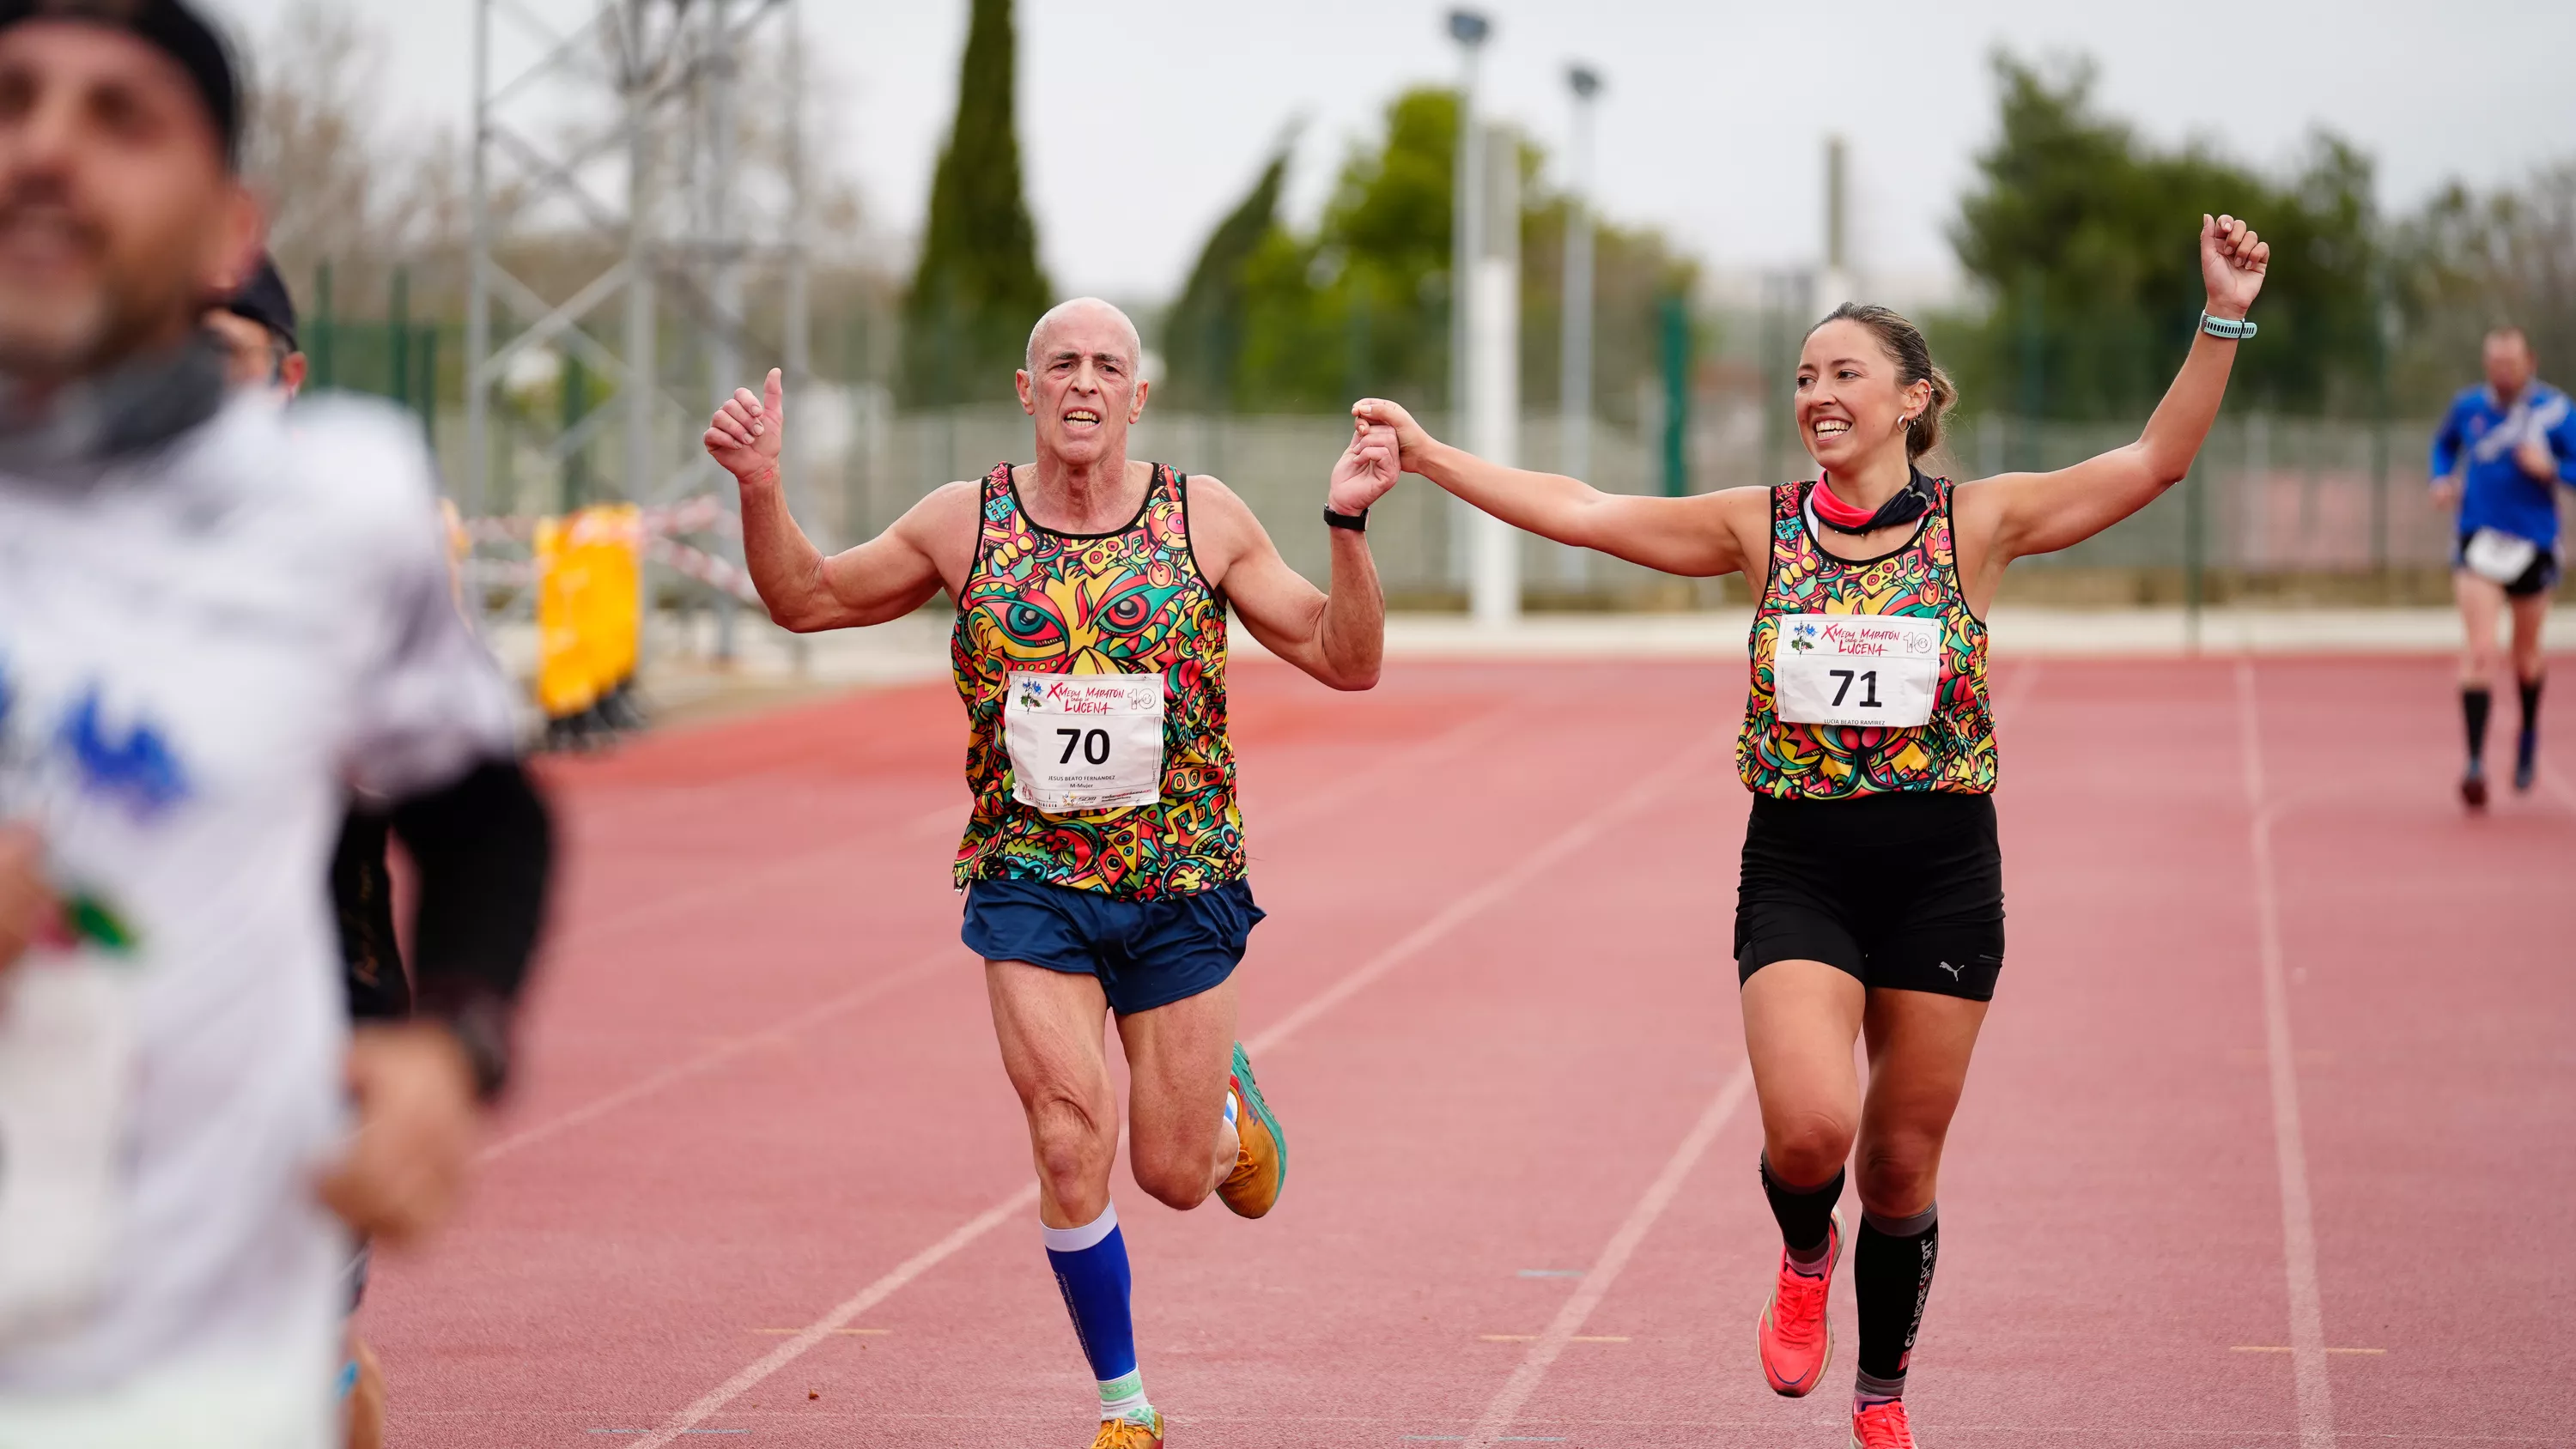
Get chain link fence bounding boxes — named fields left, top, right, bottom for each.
left=814, top=405, right=2477, bottom=609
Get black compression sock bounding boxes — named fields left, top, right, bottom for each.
left=2519, top=676, right=2543, bottom=749
left=2464, top=686, right=2494, bottom=766
left=1855, top=1203, right=1940, bottom=1391
left=1760, top=1155, right=1844, bottom=1264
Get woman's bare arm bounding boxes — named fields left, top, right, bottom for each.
left=1962, top=215, right=2270, bottom=566
left=1351, top=398, right=1765, bottom=579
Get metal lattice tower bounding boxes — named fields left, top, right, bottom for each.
left=466, top=0, right=813, bottom=650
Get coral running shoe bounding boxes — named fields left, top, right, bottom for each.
left=1756, top=1210, right=1842, bottom=1397
left=1851, top=1397, right=1918, bottom=1449
left=2461, top=762, right=2489, bottom=809
left=1090, top=1410, right=1163, bottom=1448
left=1217, top=1041, right=1285, bottom=1219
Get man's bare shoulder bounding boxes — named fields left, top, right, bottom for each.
left=1175, top=473, right=1268, bottom=567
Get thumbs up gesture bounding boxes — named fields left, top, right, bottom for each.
left=704, top=367, right=786, bottom=490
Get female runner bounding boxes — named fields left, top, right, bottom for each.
left=1355, top=215, right=2269, bottom=1448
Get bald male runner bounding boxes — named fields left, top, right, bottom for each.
left=705, top=299, right=1400, bottom=1448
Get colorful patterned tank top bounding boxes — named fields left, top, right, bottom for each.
left=1737, top=476, right=1998, bottom=799
left=951, top=462, right=1244, bottom=898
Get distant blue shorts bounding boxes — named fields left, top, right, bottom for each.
left=962, top=877, right=1263, bottom=1016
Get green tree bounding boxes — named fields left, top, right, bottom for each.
left=2387, top=161, right=2576, bottom=411
left=1163, top=87, right=1692, bottom=420
left=900, top=0, right=1050, bottom=407
left=1946, top=54, right=2377, bottom=419
left=1162, top=144, right=1294, bottom=411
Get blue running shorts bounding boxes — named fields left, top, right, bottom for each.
left=962, top=878, right=1264, bottom=1016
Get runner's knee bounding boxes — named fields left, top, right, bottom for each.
left=1025, top=1088, right=1115, bottom=1197
left=1129, top=1143, right=1214, bottom=1212
left=1761, top=1106, right=1856, bottom=1185
left=1854, top=1135, right=1944, bottom=1217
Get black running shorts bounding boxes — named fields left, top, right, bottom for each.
left=1735, top=791, right=2005, bottom=1001
left=2453, top=530, right=2563, bottom=598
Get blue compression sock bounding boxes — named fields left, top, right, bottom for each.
left=1043, top=1204, right=1151, bottom=1423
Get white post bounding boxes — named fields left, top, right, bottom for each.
left=465, top=0, right=492, bottom=517
left=1446, top=10, right=1490, bottom=595
left=702, top=0, right=742, bottom=659
left=1467, top=120, right=1521, bottom=629
left=1819, top=134, right=1853, bottom=312
left=1558, top=65, right=1601, bottom=591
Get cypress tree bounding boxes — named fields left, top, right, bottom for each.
left=1163, top=146, right=1291, bottom=411
left=900, top=0, right=1051, bottom=406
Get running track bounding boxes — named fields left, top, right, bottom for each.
left=374, top=652, right=2576, bottom=1447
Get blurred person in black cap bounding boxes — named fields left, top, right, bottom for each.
left=205, top=252, right=306, bottom=394
left=206, top=254, right=405, bottom=1449
left=0, top=4, right=553, bottom=1446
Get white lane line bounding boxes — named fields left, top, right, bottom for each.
left=509, top=706, right=1525, bottom=1161
left=2234, top=659, right=2337, bottom=1449
left=625, top=733, right=1729, bottom=1449
left=478, top=949, right=952, bottom=1165
left=1461, top=1062, right=1757, bottom=1449
left=1993, top=658, right=2045, bottom=725
left=1242, top=736, right=1727, bottom=1058
left=631, top=1185, right=1041, bottom=1449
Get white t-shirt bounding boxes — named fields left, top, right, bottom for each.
left=0, top=393, right=516, bottom=1392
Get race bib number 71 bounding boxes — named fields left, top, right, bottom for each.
left=1773, top=614, right=1943, bottom=729
left=1004, top=672, right=1166, bottom=815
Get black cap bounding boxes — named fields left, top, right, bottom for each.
left=0, top=0, right=243, bottom=170
left=221, top=253, right=294, bottom=351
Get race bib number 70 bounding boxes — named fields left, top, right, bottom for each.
left=1004, top=672, right=1166, bottom=815
left=1773, top=614, right=1943, bottom=729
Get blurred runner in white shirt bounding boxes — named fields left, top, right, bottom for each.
left=0, top=5, right=555, bottom=1446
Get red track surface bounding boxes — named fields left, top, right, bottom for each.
left=373, top=653, right=2576, bottom=1448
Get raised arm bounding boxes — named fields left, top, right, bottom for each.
left=1349, top=397, right=1762, bottom=579
left=705, top=369, right=964, bottom=631
left=1964, top=215, right=2271, bottom=564
left=1195, top=421, right=1401, bottom=691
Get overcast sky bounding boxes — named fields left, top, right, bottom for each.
left=207, top=0, right=2576, bottom=304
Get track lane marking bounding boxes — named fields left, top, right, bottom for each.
left=1460, top=1061, right=1757, bottom=1449
left=2235, top=659, right=2338, bottom=1449
left=477, top=949, right=951, bottom=1166
left=505, top=703, right=1524, bottom=1158
left=622, top=733, right=1730, bottom=1449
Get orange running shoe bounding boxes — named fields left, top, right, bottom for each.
left=1851, top=1397, right=1918, bottom=1448
left=1216, top=1042, right=1285, bottom=1219
left=1090, top=1410, right=1163, bottom=1448
left=1755, top=1210, right=1842, bottom=1397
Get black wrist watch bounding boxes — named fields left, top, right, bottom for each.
left=1324, top=505, right=1369, bottom=531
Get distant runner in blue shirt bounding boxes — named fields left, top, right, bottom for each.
left=2430, top=326, right=2575, bottom=803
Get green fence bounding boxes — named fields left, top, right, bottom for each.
left=296, top=264, right=441, bottom=432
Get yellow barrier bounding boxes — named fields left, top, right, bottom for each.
left=534, top=505, right=644, bottom=724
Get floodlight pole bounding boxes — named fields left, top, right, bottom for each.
left=1558, top=64, right=1601, bottom=590
left=1446, top=9, right=1489, bottom=597
left=465, top=0, right=492, bottom=517
left=1466, top=120, right=1522, bottom=627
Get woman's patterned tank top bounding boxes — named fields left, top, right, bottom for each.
left=1737, top=476, right=1997, bottom=799
left=951, top=462, right=1244, bottom=898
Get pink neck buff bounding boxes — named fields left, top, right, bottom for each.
left=1811, top=469, right=1934, bottom=536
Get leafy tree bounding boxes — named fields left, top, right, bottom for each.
left=1162, top=144, right=1294, bottom=411
left=1161, top=87, right=1692, bottom=421
left=1945, top=54, right=2377, bottom=419
left=2387, top=162, right=2576, bottom=409
left=901, top=0, right=1050, bottom=407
